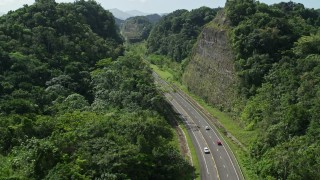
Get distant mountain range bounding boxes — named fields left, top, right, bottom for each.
left=126, top=10, right=149, bottom=17
left=109, top=8, right=155, bottom=20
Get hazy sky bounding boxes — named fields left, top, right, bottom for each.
left=1, top=0, right=319, bottom=14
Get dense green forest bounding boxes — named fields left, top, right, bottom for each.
left=144, top=14, right=162, bottom=24
left=2, top=0, right=320, bottom=179
left=147, top=7, right=220, bottom=62
left=0, top=0, right=193, bottom=179
left=121, top=16, right=153, bottom=43
left=225, top=1, right=320, bottom=179
left=227, top=0, right=320, bottom=97
left=119, top=14, right=161, bottom=43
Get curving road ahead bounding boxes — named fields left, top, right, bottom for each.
left=153, top=72, right=244, bottom=180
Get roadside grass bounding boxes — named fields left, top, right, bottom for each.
left=151, top=64, right=200, bottom=179
left=180, top=124, right=201, bottom=180
left=150, top=64, right=173, bottom=81
left=162, top=95, right=201, bottom=180
left=168, top=126, right=200, bottom=180
left=169, top=127, right=181, bottom=152
left=150, top=62, right=257, bottom=179
left=222, top=133, right=258, bottom=180
left=177, top=85, right=258, bottom=147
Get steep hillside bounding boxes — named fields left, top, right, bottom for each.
left=147, top=7, right=219, bottom=62
left=145, top=14, right=162, bottom=24
left=121, top=16, right=153, bottom=43
left=182, top=11, right=238, bottom=111
left=114, top=17, right=124, bottom=27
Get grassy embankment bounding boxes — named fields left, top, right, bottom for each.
left=166, top=104, right=201, bottom=180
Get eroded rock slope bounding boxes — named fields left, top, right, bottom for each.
left=182, top=11, right=238, bottom=111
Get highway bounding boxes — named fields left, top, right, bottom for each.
left=153, top=72, right=244, bottom=180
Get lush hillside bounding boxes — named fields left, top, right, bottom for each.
left=147, top=7, right=220, bottom=62
left=121, top=16, right=153, bottom=43
left=145, top=14, right=162, bottom=24
left=0, top=0, right=193, bottom=179
left=119, top=14, right=161, bottom=43
left=227, top=1, right=319, bottom=97
left=225, top=1, right=320, bottom=179
left=114, top=17, right=124, bottom=27
left=0, top=0, right=123, bottom=109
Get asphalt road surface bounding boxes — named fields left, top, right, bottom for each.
left=153, top=72, right=244, bottom=180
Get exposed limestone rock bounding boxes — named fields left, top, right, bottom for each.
left=182, top=11, right=238, bottom=111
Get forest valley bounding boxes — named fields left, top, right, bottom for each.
left=0, top=0, right=320, bottom=179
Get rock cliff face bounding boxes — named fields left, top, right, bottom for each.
left=182, top=11, right=238, bottom=111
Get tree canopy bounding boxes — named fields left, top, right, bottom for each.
left=225, top=1, right=320, bottom=179
left=121, top=16, right=153, bottom=43
left=147, top=7, right=220, bottom=62
left=0, top=0, right=193, bottom=179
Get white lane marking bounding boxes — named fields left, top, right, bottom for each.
left=170, top=92, right=221, bottom=179
left=193, top=134, right=210, bottom=175
left=220, top=156, right=222, bottom=159
left=223, top=165, right=226, bottom=168
left=197, top=130, right=220, bottom=180
left=172, top=101, right=210, bottom=175
left=175, top=93, right=241, bottom=180
left=227, top=174, right=229, bottom=178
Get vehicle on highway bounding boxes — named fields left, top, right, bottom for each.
left=204, top=147, right=210, bottom=154
left=217, top=140, right=222, bottom=146
left=205, top=126, right=210, bottom=130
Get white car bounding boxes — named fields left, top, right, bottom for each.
left=205, top=126, right=210, bottom=130
left=204, top=147, right=210, bottom=154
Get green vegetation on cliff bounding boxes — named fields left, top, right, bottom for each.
left=226, top=0, right=319, bottom=97
left=0, top=0, right=193, bottom=179
left=225, top=1, right=320, bottom=179
left=121, top=16, right=153, bottom=43
left=147, top=7, right=220, bottom=62
left=182, top=11, right=238, bottom=112
left=145, top=14, right=162, bottom=24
